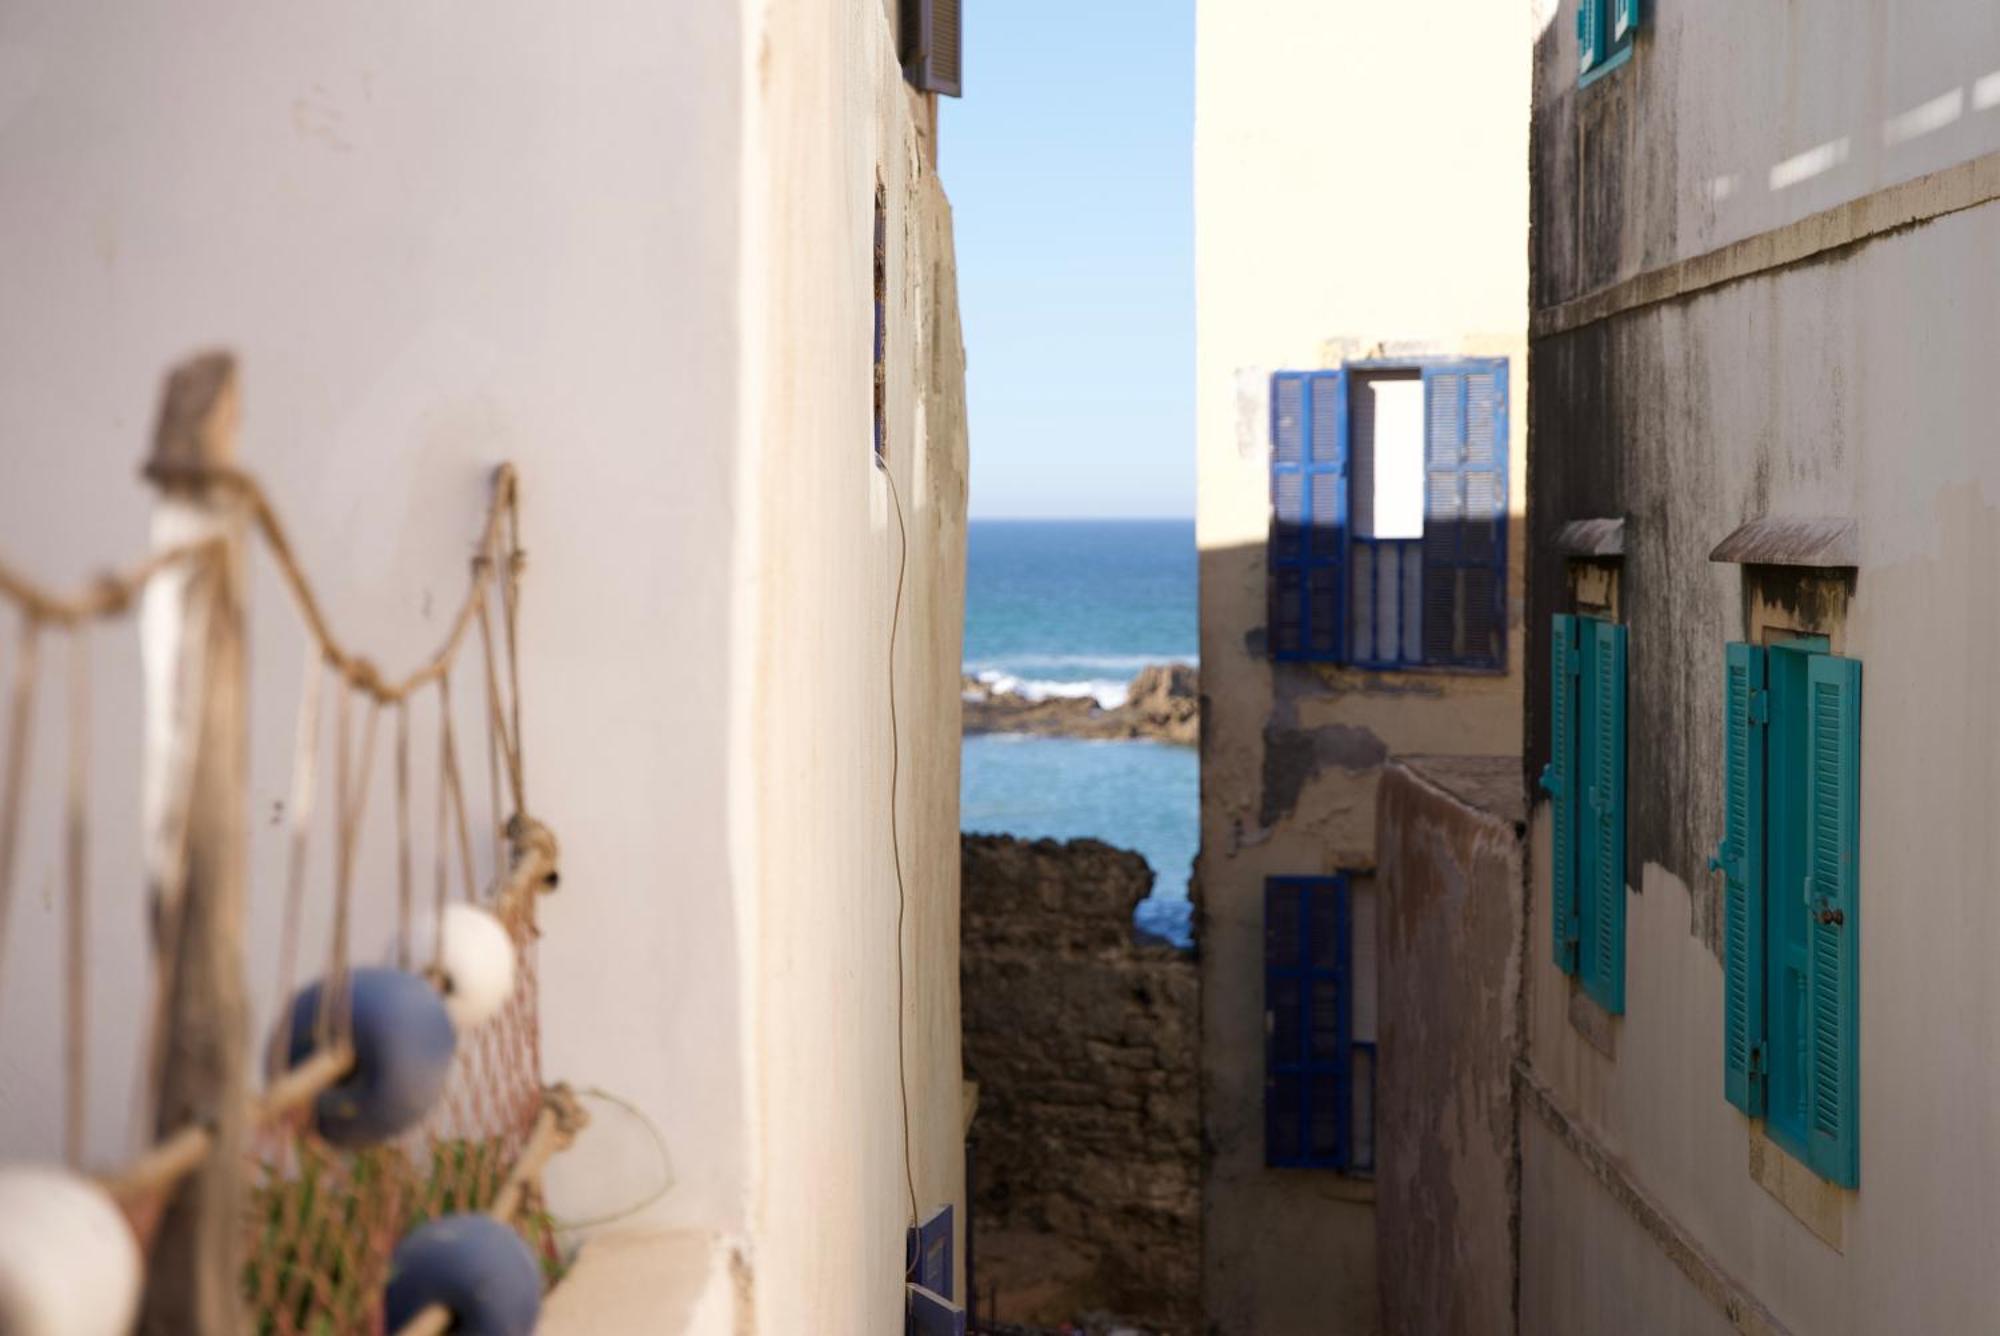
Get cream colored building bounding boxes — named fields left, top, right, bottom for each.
left=0, top=1, right=967, bottom=1331
left=1194, top=1, right=1530, bottom=1330
left=1524, top=0, right=2000, bottom=1332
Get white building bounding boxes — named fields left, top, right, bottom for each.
left=1525, top=0, right=2000, bottom=1331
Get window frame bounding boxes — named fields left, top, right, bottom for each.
left=1263, top=874, right=1375, bottom=1176
left=1267, top=356, right=1509, bottom=674
left=1577, top=0, right=1641, bottom=86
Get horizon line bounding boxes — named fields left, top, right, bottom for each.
left=966, top=513, right=1195, bottom=523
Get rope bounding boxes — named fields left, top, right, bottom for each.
left=138, top=462, right=520, bottom=706
left=321, top=690, right=381, bottom=1053
left=63, top=628, right=90, bottom=1167
left=0, top=618, right=40, bottom=1018
left=101, top=829, right=561, bottom=1207
left=269, top=657, right=324, bottom=1077
left=438, top=674, right=478, bottom=906
left=0, top=537, right=218, bottom=628
left=476, top=596, right=506, bottom=879
left=395, top=700, right=412, bottom=968
left=0, top=453, right=570, bottom=1329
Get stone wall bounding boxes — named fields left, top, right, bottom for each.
left=960, top=835, right=1200, bottom=1334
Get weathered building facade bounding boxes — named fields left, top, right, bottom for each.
left=1193, top=1, right=1531, bottom=1329
left=1525, top=0, right=2000, bottom=1331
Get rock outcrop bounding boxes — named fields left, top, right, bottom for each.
left=961, top=835, right=1200, bottom=1335
left=961, top=663, right=1198, bottom=746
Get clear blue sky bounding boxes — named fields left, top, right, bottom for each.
left=941, top=0, right=1194, bottom=520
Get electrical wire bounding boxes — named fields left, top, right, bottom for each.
left=880, top=459, right=922, bottom=1252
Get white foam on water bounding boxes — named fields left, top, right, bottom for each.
left=972, top=670, right=1131, bottom=709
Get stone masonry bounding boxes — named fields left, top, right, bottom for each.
left=960, top=835, right=1200, bottom=1334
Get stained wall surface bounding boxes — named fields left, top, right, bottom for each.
left=1525, top=2, right=2000, bottom=1332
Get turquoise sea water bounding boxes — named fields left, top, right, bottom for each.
left=960, top=520, right=1197, bottom=945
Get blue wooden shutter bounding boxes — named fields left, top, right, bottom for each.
left=912, top=1205, right=953, bottom=1297
left=1420, top=361, right=1509, bottom=668
left=1577, top=0, right=1604, bottom=73
left=1579, top=619, right=1627, bottom=1013
left=1269, top=374, right=1307, bottom=659
left=1720, top=642, right=1769, bottom=1116
left=1542, top=615, right=1581, bottom=975
left=1420, top=367, right=1466, bottom=665
left=1269, top=372, right=1347, bottom=661
left=1264, top=875, right=1351, bottom=1168
left=1459, top=362, right=1509, bottom=667
left=1612, top=0, right=1641, bottom=43
left=1803, top=655, right=1861, bottom=1188
left=1304, top=372, right=1349, bottom=661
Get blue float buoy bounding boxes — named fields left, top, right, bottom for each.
left=276, top=967, right=457, bottom=1147
left=383, top=1213, right=543, bottom=1336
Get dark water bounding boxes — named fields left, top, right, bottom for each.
left=960, top=520, right=1197, bottom=944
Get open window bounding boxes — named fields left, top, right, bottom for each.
left=1268, top=359, right=1509, bottom=671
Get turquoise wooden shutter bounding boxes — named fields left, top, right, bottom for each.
left=1577, top=0, right=1604, bottom=74
left=1719, top=643, right=1769, bottom=1116
left=1613, top=0, right=1641, bottom=43
left=1803, top=655, right=1861, bottom=1188
left=1580, top=619, right=1627, bottom=1013
left=1269, top=374, right=1307, bottom=659
left=1541, top=615, right=1581, bottom=975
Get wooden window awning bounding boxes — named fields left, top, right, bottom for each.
left=1709, top=516, right=1857, bottom=568
left=1553, top=517, right=1625, bottom=558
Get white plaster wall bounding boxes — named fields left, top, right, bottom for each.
left=0, top=3, right=969, bottom=1330
left=1534, top=0, right=2000, bottom=280
left=1194, top=2, right=1532, bottom=1329
left=0, top=0, right=751, bottom=1237
left=739, top=1, right=969, bottom=1331
left=1524, top=199, right=2000, bottom=1335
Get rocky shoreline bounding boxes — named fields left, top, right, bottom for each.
left=961, top=663, right=1198, bottom=746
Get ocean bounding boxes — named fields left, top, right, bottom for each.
left=960, top=520, right=1197, bottom=945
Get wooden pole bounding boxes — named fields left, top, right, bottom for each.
left=137, top=351, right=250, bottom=1335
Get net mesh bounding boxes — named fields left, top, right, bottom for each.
left=0, top=354, right=562, bottom=1333
left=239, top=884, right=552, bottom=1335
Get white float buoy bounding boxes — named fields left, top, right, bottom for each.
left=0, top=1166, right=142, bottom=1336
left=431, top=903, right=518, bottom=1030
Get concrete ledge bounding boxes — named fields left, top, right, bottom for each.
left=541, top=1228, right=741, bottom=1334
left=1532, top=146, right=2000, bottom=338
left=1516, top=1062, right=1790, bottom=1336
